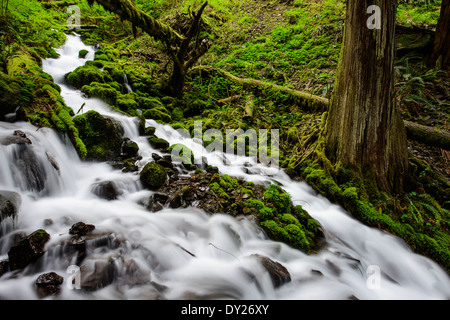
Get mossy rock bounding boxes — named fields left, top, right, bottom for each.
left=66, top=65, right=110, bottom=89
left=139, top=161, right=167, bottom=190
left=116, top=95, right=139, bottom=114
left=137, top=96, right=165, bottom=110
left=73, top=110, right=124, bottom=161
left=6, top=53, right=41, bottom=76
left=81, top=82, right=119, bottom=106
left=168, top=144, right=195, bottom=168
left=0, top=71, right=22, bottom=119
left=142, top=108, right=172, bottom=123
left=148, top=136, right=169, bottom=150
left=78, top=49, right=89, bottom=59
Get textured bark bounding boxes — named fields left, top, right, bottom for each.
left=324, top=0, right=408, bottom=194
left=430, top=0, right=450, bottom=69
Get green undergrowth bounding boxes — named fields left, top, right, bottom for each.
left=296, top=153, right=450, bottom=271
left=207, top=173, right=323, bottom=253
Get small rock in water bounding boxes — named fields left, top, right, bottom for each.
left=250, top=254, right=291, bottom=288
left=69, top=222, right=95, bottom=236
left=36, top=272, right=64, bottom=297
left=8, top=229, right=51, bottom=271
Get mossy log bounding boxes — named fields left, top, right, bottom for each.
left=404, top=121, right=450, bottom=150
left=191, top=65, right=329, bottom=112
left=88, top=0, right=183, bottom=44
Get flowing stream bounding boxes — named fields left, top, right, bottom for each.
left=0, top=34, right=449, bottom=300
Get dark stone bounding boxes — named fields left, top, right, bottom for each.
left=121, top=138, right=139, bottom=158
left=0, top=191, right=21, bottom=223
left=8, top=229, right=51, bottom=271
left=91, top=180, right=122, bottom=200
left=0, top=130, right=32, bottom=146
left=69, top=222, right=95, bottom=236
left=0, top=260, right=9, bottom=277
left=36, top=272, right=64, bottom=287
left=10, top=143, right=47, bottom=192
left=167, top=192, right=183, bottom=209
left=80, top=259, right=115, bottom=291
left=251, top=254, right=291, bottom=288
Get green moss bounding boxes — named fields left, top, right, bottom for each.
left=210, top=182, right=230, bottom=200
left=263, top=184, right=292, bottom=214
left=79, top=49, right=89, bottom=58
left=148, top=136, right=169, bottom=150
left=168, top=143, right=195, bottom=167
left=73, top=110, right=124, bottom=161
left=67, top=65, right=110, bottom=88
left=81, top=82, right=119, bottom=105
left=142, top=108, right=172, bottom=123
left=139, top=161, right=167, bottom=190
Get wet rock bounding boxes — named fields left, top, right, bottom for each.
left=0, top=191, right=21, bottom=223
left=121, top=138, right=139, bottom=158
left=0, top=130, right=32, bottom=146
left=8, top=229, right=51, bottom=271
left=139, top=161, right=167, bottom=190
left=91, top=180, right=122, bottom=200
left=35, top=272, right=64, bottom=297
left=80, top=259, right=115, bottom=291
left=0, top=71, right=22, bottom=121
left=73, top=110, right=125, bottom=161
left=148, top=136, right=169, bottom=151
left=251, top=254, right=291, bottom=288
left=167, top=192, right=183, bottom=209
left=122, top=157, right=139, bottom=173
left=45, top=151, right=60, bottom=173
left=69, top=222, right=95, bottom=236
left=0, top=260, right=9, bottom=277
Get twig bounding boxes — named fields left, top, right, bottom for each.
left=209, top=242, right=240, bottom=262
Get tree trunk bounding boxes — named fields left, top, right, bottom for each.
left=168, top=62, right=186, bottom=97
left=430, top=0, right=450, bottom=70
left=89, top=0, right=210, bottom=97
left=324, top=0, right=408, bottom=194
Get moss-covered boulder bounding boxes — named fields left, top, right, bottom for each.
left=168, top=143, right=195, bottom=169
left=78, top=49, right=89, bottom=59
left=148, top=136, right=170, bottom=151
left=81, top=82, right=119, bottom=106
left=0, top=71, right=22, bottom=120
left=142, top=108, right=172, bottom=123
left=73, top=110, right=124, bottom=161
left=66, top=65, right=110, bottom=88
left=139, top=162, right=167, bottom=190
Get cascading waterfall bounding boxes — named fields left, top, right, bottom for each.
left=0, top=34, right=449, bottom=300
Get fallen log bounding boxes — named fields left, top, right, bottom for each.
left=191, top=65, right=329, bottom=112
left=404, top=120, right=450, bottom=150
left=192, top=66, right=450, bottom=150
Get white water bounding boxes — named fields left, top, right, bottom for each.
left=0, top=34, right=449, bottom=300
